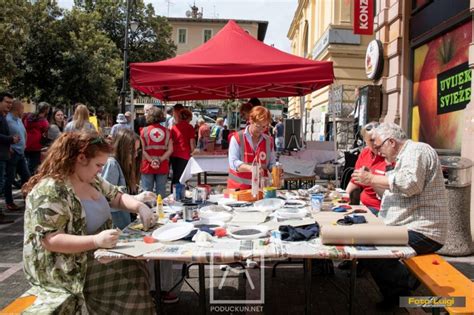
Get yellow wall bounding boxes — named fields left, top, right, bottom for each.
left=287, top=0, right=374, bottom=122
left=168, top=20, right=260, bottom=55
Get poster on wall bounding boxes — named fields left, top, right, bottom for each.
left=412, top=21, right=471, bottom=150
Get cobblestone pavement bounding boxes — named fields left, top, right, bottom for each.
left=0, top=188, right=472, bottom=314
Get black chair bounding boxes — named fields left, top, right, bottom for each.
left=340, top=150, right=360, bottom=190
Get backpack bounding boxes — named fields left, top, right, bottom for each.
left=210, top=125, right=221, bottom=138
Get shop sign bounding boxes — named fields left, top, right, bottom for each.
left=411, top=21, right=471, bottom=150
left=437, top=62, right=471, bottom=115
left=365, top=39, right=383, bottom=80
left=354, top=0, right=374, bottom=35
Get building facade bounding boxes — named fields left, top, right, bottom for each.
left=370, top=0, right=474, bottom=239
left=131, top=11, right=267, bottom=116
left=290, top=0, right=474, bottom=240
left=166, top=7, right=268, bottom=55
left=287, top=0, right=375, bottom=143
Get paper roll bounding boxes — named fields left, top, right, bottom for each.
left=320, top=225, right=408, bottom=245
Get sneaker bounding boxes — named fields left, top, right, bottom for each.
left=162, top=291, right=179, bottom=304
left=6, top=203, right=21, bottom=211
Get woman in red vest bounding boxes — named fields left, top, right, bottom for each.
left=140, top=107, right=173, bottom=198
left=227, top=106, right=276, bottom=190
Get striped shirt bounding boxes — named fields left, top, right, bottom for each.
left=380, top=140, right=448, bottom=244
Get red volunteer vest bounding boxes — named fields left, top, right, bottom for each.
left=140, top=124, right=170, bottom=174
left=227, top=130, right=271, bottom=190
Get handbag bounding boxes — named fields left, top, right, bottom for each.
left=40, top=132, right=50, bottom=146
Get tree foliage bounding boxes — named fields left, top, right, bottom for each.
left=0, top=0, right=176, bottom=110
left=0, top=0, right=31, bottom=90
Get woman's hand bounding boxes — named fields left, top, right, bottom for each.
left=93, top=229, right=121, bottom=248
left=134, top=191, right=157, bottom=203
left=151, top=158, right=161, bottom=169
left=137, top=203, right=156, bottom=230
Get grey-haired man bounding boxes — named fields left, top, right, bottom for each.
left=352, top=122, right=448, bottom=310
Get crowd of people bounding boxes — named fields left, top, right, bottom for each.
left=0, top=91, right=286, bottom=223
left=0, top=90, right=450, bottom=312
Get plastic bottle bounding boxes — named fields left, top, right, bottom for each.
left=156, top=194, right=165, bottom=219
left=272, top=162, right=282, bottom=189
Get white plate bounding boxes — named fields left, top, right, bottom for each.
left=218, top=199, right=253, bottom=208
left=228, top=225, right=269, bottom=240
left=275, top=208, right=308, bottom=219
left=166, top=202, right=184, bottom=213
left=193, top=220, right=226, bottom=229
left=152, top=222, right=194, bottom=242
left=283, top=200, right=307, bottom=208
left=208, top=194, right=224, bottom=203
left=199, top=204, right=231, bottom=213
left=199, top=210, right=233, bottom=222
left=253, top=198, right=285, bottom=212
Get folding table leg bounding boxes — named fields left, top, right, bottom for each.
left=154, top=261, right=163, bottom=314
left=349, top=259, right=357, bottom=315
left=304, top=258, right=312, bottom=315
left=199, top=263, right=206, bottom=315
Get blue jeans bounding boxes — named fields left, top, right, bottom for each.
left=25, top=151, right=41, bottom=175
left=360, top=230, right=443, bottom=299
left=141, top=173, right=168, bottom=198
left=275, top=136, right=284, bottom=152
left=0, top=161, right=6, bottom=214
left=111, top=211, right=132, bottom=230
left=4, top=152, right=30, bottom=204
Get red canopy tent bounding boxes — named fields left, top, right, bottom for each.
left=130, top=20, right=334, bottom=101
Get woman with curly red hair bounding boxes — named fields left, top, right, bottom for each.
left=22, top=131, right=156, bottom=314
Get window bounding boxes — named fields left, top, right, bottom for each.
left=203, top=29, right=212, bottom=43
left=178, top=28, right=187, bottom=44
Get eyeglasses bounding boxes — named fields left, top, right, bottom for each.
left=373, top=137, right=391, bottom=150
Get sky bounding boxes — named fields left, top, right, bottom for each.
left=57, top=0, right=298, bottom=52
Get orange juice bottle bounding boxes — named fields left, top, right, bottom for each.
left=272, top=162, right=282, bottom=189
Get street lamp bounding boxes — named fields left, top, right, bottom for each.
left=120, top=0, right=139, bottom=113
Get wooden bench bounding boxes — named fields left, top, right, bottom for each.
left=0, top=295, right=36, bottom=314
left=404, top=254, right=474, bottom=314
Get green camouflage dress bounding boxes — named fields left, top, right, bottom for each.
left=23, top=176, right=155, bottom=314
